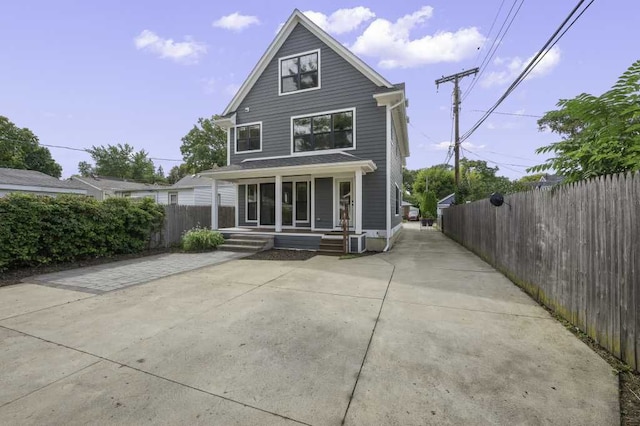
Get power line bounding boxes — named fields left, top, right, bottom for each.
left=461, top=147, right=529, bottom=174
left=460, top=0, right=595, bottom=143
left=462, top=0, right=527, bottom=102
left=470, top=109, right=542, bottom=118
left=472, top=0, right=508, bottom=64
left=408, top=122, right=437, bottom=142
left=0, top=137, right=183, bottom=162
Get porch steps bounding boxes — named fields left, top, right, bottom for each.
left=318, top=237, right=345, bottom=256
left=219, top=234, right=274, bottom=253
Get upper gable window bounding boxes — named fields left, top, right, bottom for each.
left=279, top=49, right=320, bottom=95
left=235, top=122, right=262, bottom=153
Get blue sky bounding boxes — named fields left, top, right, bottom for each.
left=1, top=0, right=637, bottom=179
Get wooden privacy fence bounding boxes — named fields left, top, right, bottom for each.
left=158, top=205, right=235, bottom=247
left=442, top=172, right=640, bottom=371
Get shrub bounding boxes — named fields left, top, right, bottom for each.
left=181, top=227, right=224, bottom=252
left=0, top=193, right=165, bottom=271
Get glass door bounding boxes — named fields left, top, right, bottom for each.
left=335, top=179, right=353, bottom=228
left=282, top=182, right=293, bottom=226
left=260, top=183, right=275, bottom=226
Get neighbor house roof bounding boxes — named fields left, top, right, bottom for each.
left=171, top=175, right=233, bottom=189
left=0, top=167, right=86, bottom=190
left=200, top=152, right=376, bottom=180
left=71, top=175, right=168, bottom=192
left=222, top=9, right=393, bottom=116
left=438, top=193, right=456, bottom=206
left=538, top=174, right=564, bottom=186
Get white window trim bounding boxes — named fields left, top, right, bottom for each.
left=294, top=181, right=310, bottom=224
left=234, top=121, right=263, bottom=155
left=278, top=48, right=321, bottom=96
left=394, top=183, right=400, bottom=216
left=245, top=184, right=258, bottom=223
left=169, top=192, right=178, bottom=205
left=290, top=107, right=356, bottom=156
left=243, top=180, right=310, bottom=226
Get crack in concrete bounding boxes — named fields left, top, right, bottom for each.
left=341, top=265, right=396, bottom=425
left=0, top=324, right=311, bottom=425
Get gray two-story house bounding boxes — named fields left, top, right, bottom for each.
left=202, top=9, right=409, bottom=252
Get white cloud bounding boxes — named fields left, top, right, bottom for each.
left=213, top=12, right=260, bottom=31
left=432, top=141, right=485, bottom=151
left=350, top=6, right=485, bottom=68
left=303, top=7, right=375, bottom=35
left=134, top=30, right=206, bottom=64
left=481, top=46, right=561, bottom=88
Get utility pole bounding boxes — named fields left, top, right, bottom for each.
left=435, top=68, right=479, bottom=186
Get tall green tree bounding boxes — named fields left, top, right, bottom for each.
left=79, top=143, right=161, bottom=183
left=166, top=164, right=191, bottom=184
left=528, top=59, right=640, bottom=183
left=413, top=165, right=455, bottom=201
left=0, top=116, right=62, bottom=177
left=456, top=159, right=517, bottom=203
left=180, top=116, right=227, bottom=172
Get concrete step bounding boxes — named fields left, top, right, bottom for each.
left=224, top=238, right=266, bottom=247
left=228, top=234, right=273, bottom=242
left=317, top=248, right=344, bottom=256
left=218, top=244, right=261, bottom=252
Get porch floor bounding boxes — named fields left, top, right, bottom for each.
left=219, top=227, right=361, bottom=236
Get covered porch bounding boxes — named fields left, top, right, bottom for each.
left=200, top=153, right=376, bottom=253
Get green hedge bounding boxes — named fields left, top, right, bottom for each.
left=0, top=193, right=165, bottom=271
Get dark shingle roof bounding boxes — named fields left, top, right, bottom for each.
left=0, top=168, right=86, bottom=190
left=172, top=175, right=215, bottom=188
left=204, top=152, right=369, bottom=173
left=71, top=176, right=168, bottom=191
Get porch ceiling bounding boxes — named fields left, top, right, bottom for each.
left=200, top=153, right=376, bottom=181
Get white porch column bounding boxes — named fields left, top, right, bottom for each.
left=211, top=179, right=219, bottom=230
left=275, top=175, right=282, bottom=232
left=355, top=169, right=363, bottom=234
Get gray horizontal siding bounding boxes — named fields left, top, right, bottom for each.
left=391, top=130, right=403, bottom=229
left=314, top=178, right=333, bottom=229
left=231, top=23, right=388, bottom=230
left=274, top=235, right=321, bottom=250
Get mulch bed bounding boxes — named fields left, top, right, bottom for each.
left=0, top=249, right=171, bottom=288
left=242, top=249, right=316, bottom=261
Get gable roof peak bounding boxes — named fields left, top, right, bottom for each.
left=222, top=9, right=393, bottom=115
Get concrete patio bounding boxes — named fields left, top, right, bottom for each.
left=0, top=224, right=618, bottom=425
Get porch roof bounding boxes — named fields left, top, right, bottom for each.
left=200, top=153, right=376, bottom=180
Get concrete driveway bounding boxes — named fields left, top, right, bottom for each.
left=0, top=224, right=618, bottom=425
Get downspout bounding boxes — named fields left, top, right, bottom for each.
left=383, top=97, right=405, bottom=252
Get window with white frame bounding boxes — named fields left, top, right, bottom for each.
left=279, top=50, right=319, bottom=95
left=236, top=123, right=261, bottom=153
left=169, top=192, right=178, bottom=205
left=395, top=184, right=400, bottom=215
left=293, top=110, right=354, bottom=153
left=246, top=184, right=257, bottom=221
left=295, top=182, right=309, bottom=222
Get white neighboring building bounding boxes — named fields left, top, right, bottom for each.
left=70, top=175, right=167, bottom=200
left=0, top=167, right=87, bottom=197
left=70, top=174, right=235, bottom=206
left=155, top=175, right=235, bottom=206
